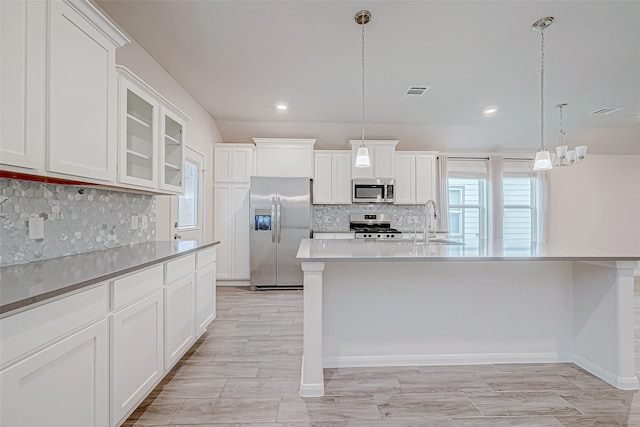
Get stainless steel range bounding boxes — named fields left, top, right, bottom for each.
left=350, top=213, right=404, bottom=240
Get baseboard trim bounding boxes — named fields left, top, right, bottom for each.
left=299, top=382, right=324, bottom=397
left=571, top=353, right=639, bottom=390
left=323, top=352, right=568, bottom=368
left=216, top=280, right=250, bottom=287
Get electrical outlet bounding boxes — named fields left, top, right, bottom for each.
left=131, top=215, right=139, bottom=230
left=28, top=217, right=45, bottom=239
left=141, top=215, right=148, bottom=230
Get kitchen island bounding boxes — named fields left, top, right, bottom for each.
left=296, top=238, right=640, bottom=397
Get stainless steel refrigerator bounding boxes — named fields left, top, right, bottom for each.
left=249, top=177, right=311, bottom=289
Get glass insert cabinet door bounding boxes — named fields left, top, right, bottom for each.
left=118, top=78, right=159, bottom=188
left=159, top=107, right=186, bottom=193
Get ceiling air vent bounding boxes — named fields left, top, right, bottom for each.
left=591, top=107, right=623, bottom=115
left=403, top=86, right=430, bottom=98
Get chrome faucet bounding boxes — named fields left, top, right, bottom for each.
left=424, top=199, right=439, bottom=243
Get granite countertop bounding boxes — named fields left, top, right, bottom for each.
left=296, top=238, right=640, bottom=263
left=0, top=240, right=219, bottom=316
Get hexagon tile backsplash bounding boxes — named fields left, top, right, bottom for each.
left=0, top=178, right=156, bottom=267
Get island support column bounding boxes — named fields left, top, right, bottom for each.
left=572, top=261, right=639, bottom=389
left=300, top=261, right=325, bottom=397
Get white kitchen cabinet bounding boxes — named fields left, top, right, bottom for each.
left=117, top=70, right=159, bottom=188
left=109, top=265, right=164, bottom=426
left=313, top=151, right=352, bottom=204
left=110, top=290, right=163, bottom=426
left=394, top=152, right=437, bottom=205
left=214, top=143, right=255, bottom=183
left=47, top=0, right=127, bottom=182
left=195, top=247, right=217, bottom=336
left=0, top=319, right=109, bottom=427
left=253, top=138, right=316, bottom=177
left=1, top=0, right=128, bottom=183
left=116, top=66, right=190, bottom=194
left=350, top=140, right=398, bottom=179
left=159, top=107, right=187, bottom=193
left=0, top=0, right=46, bottom=170
left=164, top=272, right=195, bottom=369
left=214, top=183, right=250, bottom=281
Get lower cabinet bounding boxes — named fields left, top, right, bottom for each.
left=110, top=290, right=164, bottom=426
left=195, top=263, right=216, bottom=336
left=0, top=319, right=109, bottom=427
left=0, top=246, right=216, bottom=427
left=164, top=274, right=195, bottom=369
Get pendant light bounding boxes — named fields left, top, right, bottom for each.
left=553, top=103, right=588, bottom=166
left=532, top=17, right=554, bottom=172
left=354, top=10, right=371, bottom=168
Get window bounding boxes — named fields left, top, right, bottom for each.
left=503, top=160, right=536, bottom=240
left=445, top=157, right=538, bottom=241
left=179, top=160, right=198, bottom=229
left=447, top=159, right=488, bottom=240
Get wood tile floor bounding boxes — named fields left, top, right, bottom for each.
left=124, top=285, right=640, bottom=427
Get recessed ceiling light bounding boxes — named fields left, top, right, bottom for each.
left=276, top=104, right=288, bottom=110
left=484, top=108, right=497, bottom=115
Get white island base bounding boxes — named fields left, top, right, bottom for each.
left=298, top=240, right=640, bottom=397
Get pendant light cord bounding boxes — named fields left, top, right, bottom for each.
left=361, top=22, right=366, bottom=144
left=540, top=27, right=545, bottom=151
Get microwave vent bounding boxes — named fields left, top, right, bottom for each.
left=403, top=86, right=430, bottom=98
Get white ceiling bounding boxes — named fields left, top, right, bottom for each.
left=97, top=0, right=640, bottom=154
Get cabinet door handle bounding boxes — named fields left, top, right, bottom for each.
left=271, top=197, right=276, bottom=244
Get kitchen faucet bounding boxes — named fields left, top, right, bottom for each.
left=424, top=199, right=439, bottom=243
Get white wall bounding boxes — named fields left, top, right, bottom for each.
left=115, top=41, right=223, bottom=242
left=548, top=154, right=640, bottom=273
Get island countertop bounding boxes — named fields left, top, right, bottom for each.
left=0, top=240, right=219, bottom=315
left=296, top=238, right=640, bottom=263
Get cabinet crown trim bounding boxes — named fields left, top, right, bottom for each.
left=116, top=65, right=190, bottom=122
left=253, top=138, right=316, bottom=146
left=65, top=0, right=130, bottom=47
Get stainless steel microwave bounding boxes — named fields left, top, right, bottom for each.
left=352, top=179, right=395, bottom=203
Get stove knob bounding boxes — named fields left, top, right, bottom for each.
left=377, top=234, right=381, bottom=238
left=389, top=234, right=395, bottom=238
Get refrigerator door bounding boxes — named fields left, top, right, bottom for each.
left=250, top=177, right=277, bottom=288
left=275, top=177, right=311, bottom=286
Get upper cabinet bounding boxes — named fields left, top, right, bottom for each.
left=0, top=0, right=130, bottom=184
left=350, top=140, right=398, bottom=179
left=253, top=138, right=315, bottom=177
left=116, top=66, right=190, bottom=194
left=214, top=144, right=255, bottom=183
left=313, top=151, right=352, bottom=204
left=117, top=71, right=159, bottom=188
left=395, top=152, right=438, bottom=205
left=0, top=0, right=46, bottom=170
left=47, top=0, right=128, bottom=182
left=159, top=108, right=187, bottom=193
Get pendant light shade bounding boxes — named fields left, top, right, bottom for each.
left=355, top=146, right=371, bottom=167
left=532, top=16, right=554, bottom=172
left=354, top=10, right=371, bottom=168
left=533, top=150, right=553, bottom=171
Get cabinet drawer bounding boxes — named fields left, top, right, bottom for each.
left=0, top=284, right=109, bottom=367
left=112, top=265, right=163, bottom=310
left=196, top=247, right=216, bottom=269
left=165, top=254, right=195, bottom=284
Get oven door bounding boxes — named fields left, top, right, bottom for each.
left=353, top=183, right=385, bottom=203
